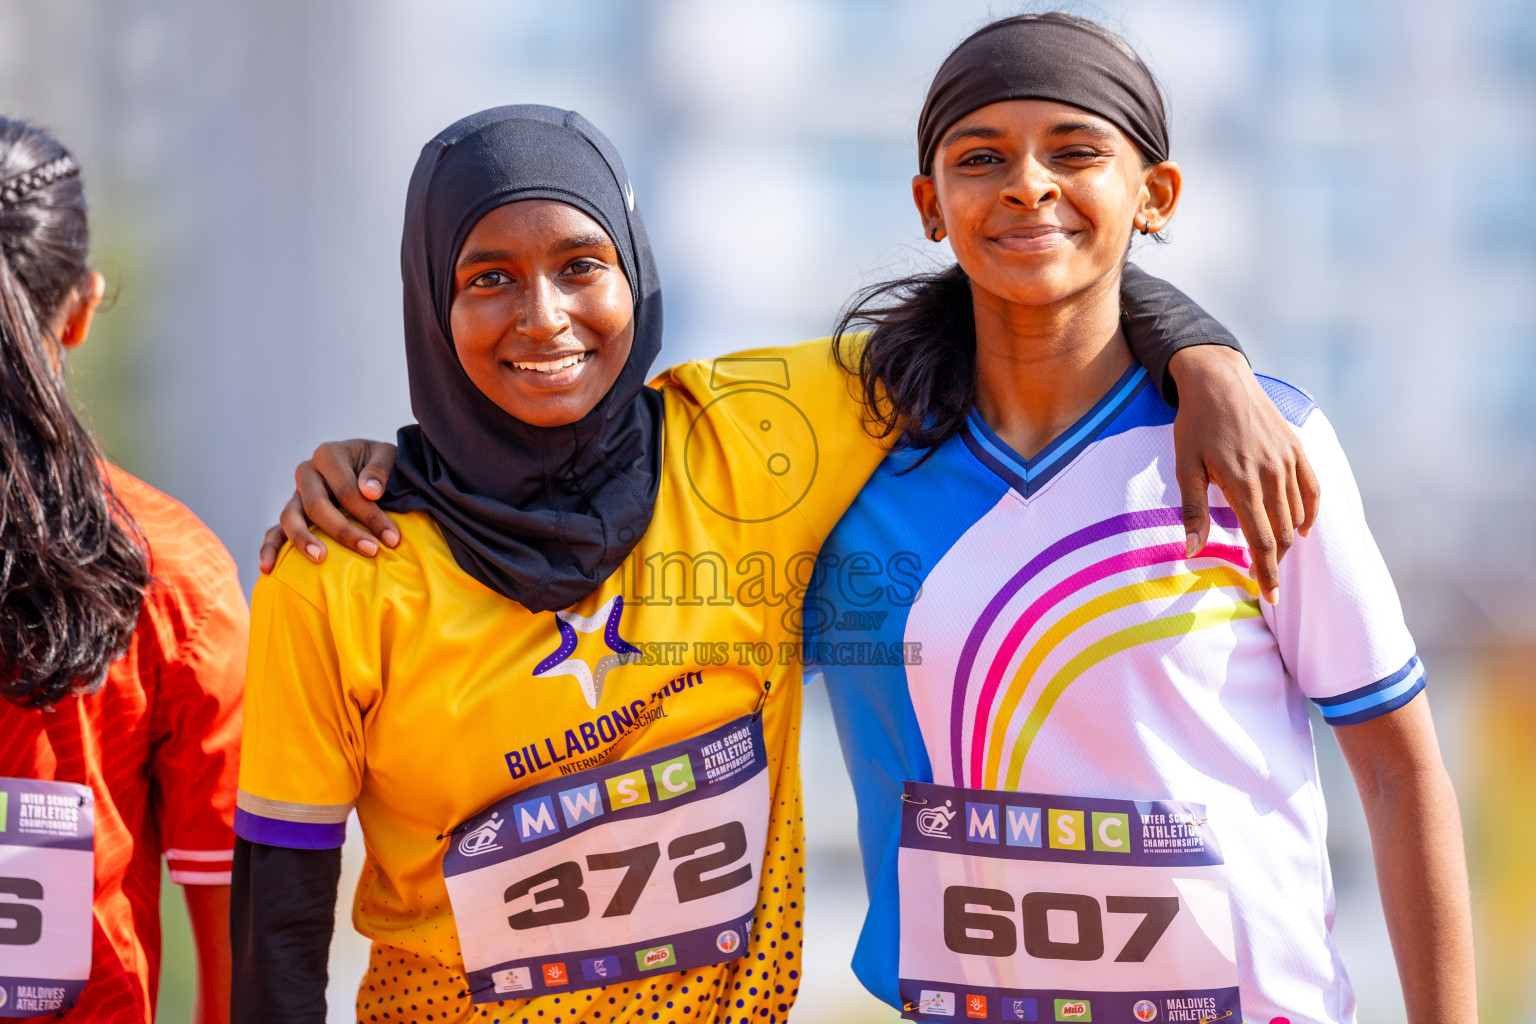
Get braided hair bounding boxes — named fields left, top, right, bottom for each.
left=0, top=118, right=151, bottom=708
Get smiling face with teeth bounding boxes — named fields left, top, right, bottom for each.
left=449, top=199, right=635, bottom=428
left=913, top=98, right=1181, bottom=311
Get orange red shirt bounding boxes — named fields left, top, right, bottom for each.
left=0, top=465, right=246, bottom=1022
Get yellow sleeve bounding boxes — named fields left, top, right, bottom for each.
left=234, top=558, right=365, bottom=849
left=654, top=336, right=889, bottom=546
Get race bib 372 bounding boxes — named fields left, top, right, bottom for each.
left=443, top=715, right=769, bottom=1003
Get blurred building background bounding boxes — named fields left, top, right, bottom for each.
left=0, top=0, right=1531, bottom=1021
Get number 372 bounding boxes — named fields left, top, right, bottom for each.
left=944, top=887, right=1179, bottom=963
left=505, top=821, right=751, bottom=930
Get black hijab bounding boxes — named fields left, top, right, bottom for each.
left=380, top=105, right=664, bottom=612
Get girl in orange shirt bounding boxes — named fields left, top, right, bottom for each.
left=0, top=118, right=245, bottom=1024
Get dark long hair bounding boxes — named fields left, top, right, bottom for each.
left=833, top=263, right=977, bottom=451
left=0, top=118, right=150, bottom=708
left=832, top=11, right=1161, bottom=452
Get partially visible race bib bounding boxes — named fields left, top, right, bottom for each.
left=0, top=777, right=94, bottom=1018
left=443, top=715, right=768, bottom=1003
left=898, top=781, right=1241, bottom=1024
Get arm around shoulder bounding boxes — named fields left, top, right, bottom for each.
left=1118, top=266, right=1320, bottom=598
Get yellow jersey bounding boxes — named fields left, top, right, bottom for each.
left=238, top=339, right=888, bottom=1024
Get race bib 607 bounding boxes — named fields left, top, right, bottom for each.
left=443, top=715, right=768, bottom=1003
left=897, top=781, right=1241, bottom=1024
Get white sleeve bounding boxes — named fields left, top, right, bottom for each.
left=1260, top=400, right=1425, bottom=727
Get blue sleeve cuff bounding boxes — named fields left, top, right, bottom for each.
left=234, top=807, right=347, bottom=849
left=1312, top=655, right=1427, bottom=727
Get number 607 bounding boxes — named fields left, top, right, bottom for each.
left=943, top=887, right=1179, bottom=963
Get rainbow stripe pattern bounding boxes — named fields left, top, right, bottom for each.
left=950, top=506, right=1260, bottom=790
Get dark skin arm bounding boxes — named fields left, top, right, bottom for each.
left=258, top=346, right=1319, bottom=601
left=1333, top=696, right=1477, bottom=1022
left=1167, top=344, right=1319, bottom=598
left=261, top=438, right=401, bottom=568
left=185, top=883, right=232, bottom=1024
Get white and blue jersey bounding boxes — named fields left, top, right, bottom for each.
left=806, top=363, right=1423, bottom=1024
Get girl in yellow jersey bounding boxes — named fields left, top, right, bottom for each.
left=236, top=105, right=1315, bottom=1024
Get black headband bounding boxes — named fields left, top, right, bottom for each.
left=918, top=16, right=1168, bottom=174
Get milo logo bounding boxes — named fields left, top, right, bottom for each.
left=1054, top=998, right=1091, bottom=1021
left=636, top=944, right=677, bottom=971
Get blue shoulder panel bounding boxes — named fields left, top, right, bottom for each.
left=1257, top=374, right=1318, bottom=427
left=805, top=433, right=1010, bottom=1007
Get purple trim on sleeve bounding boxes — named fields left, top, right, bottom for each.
left=234, top=807, right=346, bottom=850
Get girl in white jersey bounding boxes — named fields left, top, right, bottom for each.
left=801, top=13, right=1473, bottom=1024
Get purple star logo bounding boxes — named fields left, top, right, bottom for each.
left=532, top=596, right=642, bottom=708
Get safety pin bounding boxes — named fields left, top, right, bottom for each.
left=1185, top=816, right=1208, bottom=828
left=900, top=793, right=928, bottom=805
left=436, top=820, right=473, bottom=841
left=751, top=680, right=773, bottom=719
left=1199, top=1010, right=1233, bottom=1024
